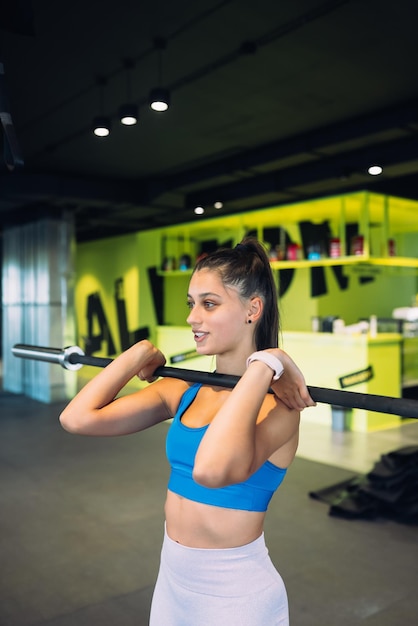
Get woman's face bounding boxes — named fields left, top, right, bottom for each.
left=186, top=269, right=249, bottom=356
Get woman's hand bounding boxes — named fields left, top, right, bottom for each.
left=267, top=348, right=316, bottom=411
left=136, top=341, right=166, bottom=382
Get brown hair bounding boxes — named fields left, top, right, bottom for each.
left=193, top=237, right=280, bottom=349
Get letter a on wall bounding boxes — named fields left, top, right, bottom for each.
left=85, top=292, right=116, bottom=356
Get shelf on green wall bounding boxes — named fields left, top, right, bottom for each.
left=270, top=255, right=418, bottom=270
left=365, top=257, right=418, bottom=268
left=157, top=255, right=418, bottom=276
left=157, top=269, right=194, bottom=277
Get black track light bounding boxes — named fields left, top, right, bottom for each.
left=149, top=38, right=170, bottom=112
left=119, top=59, right=138, bottom=125
left=92, top=77, right=111, bottom=137
left=149, top=87, right=170, bottom=112
left=119, top=103, right=138, bottom=125
left=92, top=116, right=111, bottom=137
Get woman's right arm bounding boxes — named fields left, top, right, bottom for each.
left=59, top=340, right=176, bottom=437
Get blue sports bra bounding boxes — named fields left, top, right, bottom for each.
left=166, top=383, right=287, bottom=512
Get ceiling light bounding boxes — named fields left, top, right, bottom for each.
left=92, top=116, right=111, bottom=137
left=149, top=87, right=170, bottom=112
left=119, top=59, right=138, bottom=125
left=149, top=37, right=170, bottom=112
left=368, top=164, right=383, bottom=176
left=194, top=206, right=205, bottom=215
left=119, top=103, right=138, bottom=125
left=92, top=77, right=111, bottom=137
left=214, top=201, right=223, bottom=209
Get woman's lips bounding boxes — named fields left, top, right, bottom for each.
left=193, top=331, right=208, bottom=342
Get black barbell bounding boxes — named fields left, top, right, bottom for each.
left=11, top=343, right=418, bottom=419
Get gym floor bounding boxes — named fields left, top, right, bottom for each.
left=1, top=384, right=417, bottom=626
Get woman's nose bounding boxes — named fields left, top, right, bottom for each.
left=186, top=306, right=199, bottom=325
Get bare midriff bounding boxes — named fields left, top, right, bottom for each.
left=164, top=489, right=265, bottom=548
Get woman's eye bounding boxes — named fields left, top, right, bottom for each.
left=186, top=300, right=216, bottom=310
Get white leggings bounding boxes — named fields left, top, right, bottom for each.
left=149, top=525, right=289, bottom=625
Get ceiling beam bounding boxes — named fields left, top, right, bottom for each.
left=149, top=99, right=418, bottom=195
left=185, top=134, right=418, bottom=208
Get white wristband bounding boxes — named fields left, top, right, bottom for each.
left=246, top=351, right=284, bottom=381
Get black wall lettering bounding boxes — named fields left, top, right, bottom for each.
left=277, top=269, right=295, bottom=298
left=85, top=292, right=116, bottom=356
left=148, top=267, right=164, bottom=325
left=114, top=277, right=150, bottom=350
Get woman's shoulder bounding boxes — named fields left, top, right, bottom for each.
left=258, top=392, right=297, bottom=422
left=150, top=377, right=195, bottom=417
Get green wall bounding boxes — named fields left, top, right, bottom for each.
left=74, top=194, right=418, bottom=355
left=75, top=230, right=161, bottom=357
left=279, top=263, right=416, bottom=332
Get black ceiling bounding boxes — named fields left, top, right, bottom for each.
left=1, top=0, right=418, bottom=243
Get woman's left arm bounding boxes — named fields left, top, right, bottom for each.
left=193, top=353, right=314, bottom=488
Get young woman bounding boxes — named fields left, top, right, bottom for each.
left=60, top=237, right=315, bottom=625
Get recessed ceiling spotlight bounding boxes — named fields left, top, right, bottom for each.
left=368, top=165, right=383, bottom=176
left=214, top=201, right=223, bottom=209
left=194, top=206, right=205, bottom=215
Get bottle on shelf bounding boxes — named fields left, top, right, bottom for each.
left=329, top=237, right=341, bottom=258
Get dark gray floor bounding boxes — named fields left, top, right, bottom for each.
left=1, top=390, right=417, bottom=626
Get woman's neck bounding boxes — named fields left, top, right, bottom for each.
left=215, top=346, right=256, bottom=377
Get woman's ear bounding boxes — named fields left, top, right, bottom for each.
left=248, top=296, right=263, bottom=323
